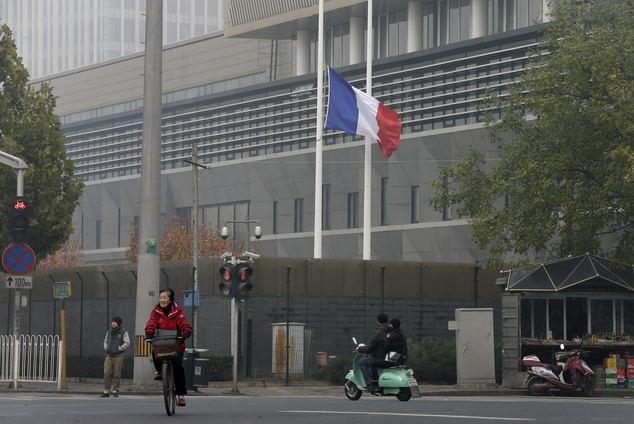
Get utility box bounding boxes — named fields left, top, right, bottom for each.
left=448, top=308, right=497, bottom=389
left=271, top=322, right=305, bottom=374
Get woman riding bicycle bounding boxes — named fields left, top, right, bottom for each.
left=145, top=288, right=192, bottom=406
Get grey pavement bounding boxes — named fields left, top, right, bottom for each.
left=1, top=378, right=633, bottom=398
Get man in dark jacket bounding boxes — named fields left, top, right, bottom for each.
left=356, top=313, right=389, bottom=390
left=101, top=316, right=130, bottom=397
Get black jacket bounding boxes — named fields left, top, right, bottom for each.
left=383, top=328, right=407, bottom=356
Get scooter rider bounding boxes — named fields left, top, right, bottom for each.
left=356, top=313, right=390, bottom=390
left=380, top=318, right=407, bottom=366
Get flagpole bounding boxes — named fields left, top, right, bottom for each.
left=362, top=0, right=373, bottom=261
left=314, top=0, right=325, bottom=259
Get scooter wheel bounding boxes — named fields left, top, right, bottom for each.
left=344, top=379, right=362, bottom=401
left=581, top=378, right=594, bottom=397
left=396, top=387, right=412, bottom=401
left=527, top=377, right=544, bottom=396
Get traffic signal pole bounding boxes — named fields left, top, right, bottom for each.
left=0, top=150, right=28, bottom=390
left=0, top=152, right=28, bottom=335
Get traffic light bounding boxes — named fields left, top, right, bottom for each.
left=235, top=264, right=253, bottom=300
left=218, top=263, right=235, bottom=297
left=9, top=196, right=30, bottom=244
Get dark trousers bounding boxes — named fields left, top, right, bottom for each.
left=153, top=351, right=187, bottom=396
left=359, top=357, right=384, bottom=386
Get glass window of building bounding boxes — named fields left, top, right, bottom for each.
left=348, top=192, right=359, bottom=229
left=322, top=184, right=331, bottom=231
left=294, top=198, right=304, bottom=233
left=381, top=177, right=388, bottom=226
left=411, top=186, right=420, bottom=224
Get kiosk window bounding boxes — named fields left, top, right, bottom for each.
left=549, top=298, right=564, bottom=339
left=565, top=297, right=587, bottom=339
left=590, top=299, right=613, bottom=334
left=625, top=300, right=634, bottom=334
left=534, top=300, right=547, bottom=339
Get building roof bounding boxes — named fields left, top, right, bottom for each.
left=499, top=254, right=634, bottom=293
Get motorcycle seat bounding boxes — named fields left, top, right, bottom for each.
left=548, top=363, right=563, bottom=374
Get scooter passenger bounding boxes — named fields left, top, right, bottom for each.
left=379, top=318, right=408, bottom=367
left=356, top=313, right=390, bottom=390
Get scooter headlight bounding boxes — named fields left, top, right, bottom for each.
left=408, top=368, right=414, bottom=377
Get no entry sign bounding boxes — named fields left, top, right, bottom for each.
left=2, top=244, right=36, bottom=275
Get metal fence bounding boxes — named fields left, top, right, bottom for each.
left=0, top=334, right=62, bottom=389
left=1, top=258, right=503, bottom=379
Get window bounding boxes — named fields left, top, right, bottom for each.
left=442, top=176, right=452, bottom=221
left=273, top=201, right=278, bottom=235
left=381, top=177, right=388, bottom=226
left=348, top=192, right=359, bottom=229
left=95, top=220, right=102, bottom=249
left=411, top=186, right=419, bottom=223
left=322, top=184, right=331, bottom=231
left=294, top=198, right=304, bottom=233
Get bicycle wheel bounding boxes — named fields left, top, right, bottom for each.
left=162, top=360, right=176, bottom=416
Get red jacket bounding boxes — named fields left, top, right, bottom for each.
left=145, top=301, right=192, bottom=352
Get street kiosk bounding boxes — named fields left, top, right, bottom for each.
left=497, top=254, right=634, bottom=389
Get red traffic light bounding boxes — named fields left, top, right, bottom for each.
left=218, top=264, right=235, bottom=297
left=9, top=196, right=30, bottom=244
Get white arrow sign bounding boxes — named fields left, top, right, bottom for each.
left=6, top=275, right=32, bottom=289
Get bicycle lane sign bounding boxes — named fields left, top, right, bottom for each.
left=3, top=244, right=36, bottom=275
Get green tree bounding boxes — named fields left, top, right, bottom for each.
left=429, top=0, right=634, bottom=268
left=0, top=24, right=84, bottom=267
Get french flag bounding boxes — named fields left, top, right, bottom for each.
left=325, top=67, right=401, bottom=158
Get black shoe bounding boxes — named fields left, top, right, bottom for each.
left=100, top=392, right=109, bottom=397
left=154, top=372, right=162, bottom=381
left=365, top=383, right=379, bottom=391
left=112, top=392, right=119, bottom=397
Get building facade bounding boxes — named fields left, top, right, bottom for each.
left=0, top=0, right=225, bottom=79
left=25, top=0, right=548, bottom=264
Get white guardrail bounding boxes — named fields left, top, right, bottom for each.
left=0, top=335, right=63, bottom=390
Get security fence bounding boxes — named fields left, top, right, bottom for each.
left=1, top=258, right=502, bottom=379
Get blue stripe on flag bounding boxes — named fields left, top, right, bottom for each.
left=325, top=67, right=359, bottom=135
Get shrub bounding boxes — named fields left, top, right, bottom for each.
left=65, top=354, right=134, bottom=379
left=308, top=354, right=354, bottom=385
left=200, top=354, right=233, bottom=381
left=407, top=337, right=457, bottom=384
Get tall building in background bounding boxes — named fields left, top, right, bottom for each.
left=0, top=0, right=224, bottom=79
left=17, top=0, right=551, bottom=264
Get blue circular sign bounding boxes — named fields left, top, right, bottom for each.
left=3, top=244, right=36, bottom=275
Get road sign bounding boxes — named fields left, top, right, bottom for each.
left=6, top=275, right=32, bottom=289
left=53, top=281, right=72, bottom=299
left=2, top=244, right=36, bottom=275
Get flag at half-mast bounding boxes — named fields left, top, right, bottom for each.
left=325, top=67, right=401, bottom=158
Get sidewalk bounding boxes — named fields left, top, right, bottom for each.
left=2, top=379, right=632, bottom=398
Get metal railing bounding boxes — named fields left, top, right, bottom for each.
left=0, top=335, right=63, bottom=390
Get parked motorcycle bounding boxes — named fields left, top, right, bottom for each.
left=344, top=339, right=419, bottom=401
left=523, top=343, right=595, bottom=397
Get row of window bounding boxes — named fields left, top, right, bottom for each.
left=63, top=38, right=534, bottom=182
left=303, top=0, right=544, bottom=72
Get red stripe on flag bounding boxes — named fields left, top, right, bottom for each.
left=376, top=103, right=401, bottom=158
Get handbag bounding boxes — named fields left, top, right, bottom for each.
left=385, top=351, right=404, bottom=365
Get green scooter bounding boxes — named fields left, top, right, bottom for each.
left=344, top=339, right=420, bottom=401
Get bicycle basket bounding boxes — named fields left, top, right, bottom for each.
left=152, top=329, right=179, bottom=358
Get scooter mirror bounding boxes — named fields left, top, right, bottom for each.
left=560, top=343, right=565, bottom=350
left=352, top=337, right=357, bottom=345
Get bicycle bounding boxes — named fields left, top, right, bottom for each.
left=146, top=330, right=183, bottom=416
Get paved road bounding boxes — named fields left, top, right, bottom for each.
left=1, top=390, right=633, bottom=424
